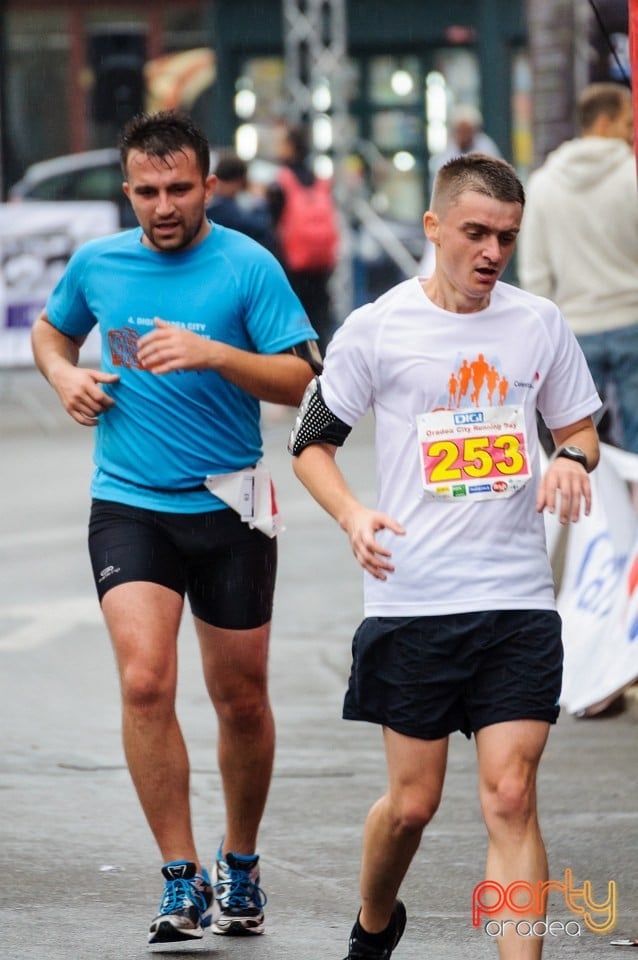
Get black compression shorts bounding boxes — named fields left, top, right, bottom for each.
left=88, top=499, right=277, bottom=630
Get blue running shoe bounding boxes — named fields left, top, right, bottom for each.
left=148, top=860, right=213, bottom=945
left=211, top=843, right=267, bottom=935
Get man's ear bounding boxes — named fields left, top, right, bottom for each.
left=204, top=173, right=218, bottom=206
left=424, top=210, right=439, bottom=244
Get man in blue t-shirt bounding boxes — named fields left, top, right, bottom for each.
left=31, top=110, right=321, bottom=947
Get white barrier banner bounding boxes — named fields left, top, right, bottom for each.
left=547, top=444, right=638, bottom=714
left=0, top=201, right=118, bottom=367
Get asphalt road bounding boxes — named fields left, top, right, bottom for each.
left=1, top=369, right=637, bottom=960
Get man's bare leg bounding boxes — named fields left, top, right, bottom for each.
left=196, top=619, right=274, bottom=856
left=357, top=729, right=449, bottom=934
left=103, top=581, right=201, bottom=866
left=476, top=720, right=551, bottom=960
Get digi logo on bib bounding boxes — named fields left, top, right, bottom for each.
left=453, top=411, right=485, bottom=425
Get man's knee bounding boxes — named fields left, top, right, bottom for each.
left=120, top=663, right=175, bottom=712
left=387, top=791, right=442, bottom=835
left=214, top=685, right=271, bottom=728
left=482, top=772, right=537, bottom=825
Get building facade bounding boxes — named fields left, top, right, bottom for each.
left=0, top=1, right=630, bottom=215
left=1, top=0, right=528, bottom=213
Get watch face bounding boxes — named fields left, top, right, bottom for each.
left=558, top=446, right=587, bottom=467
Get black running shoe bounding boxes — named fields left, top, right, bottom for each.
left=343, top=900, right=407, bottom=960
left=148, top=860, right=213, bottom=945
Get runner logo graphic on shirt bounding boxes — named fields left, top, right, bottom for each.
left=448, top=352, right=510, bottom=409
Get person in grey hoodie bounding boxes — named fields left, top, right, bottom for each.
left=519, top=82, right=638, bottom=452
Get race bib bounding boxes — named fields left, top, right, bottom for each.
left=204, top=464, right=284, bottom=537
left=416, top=405, right=531, bottom=502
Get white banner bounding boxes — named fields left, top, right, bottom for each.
left=546, top=444, right=638, bottom=714
left=0, top=201, right=118, bottom=367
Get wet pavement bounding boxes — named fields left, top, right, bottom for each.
left=1, top=369, right=637, bottom=960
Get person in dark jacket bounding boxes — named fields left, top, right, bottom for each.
left=208, top=152, right=276, bottom=253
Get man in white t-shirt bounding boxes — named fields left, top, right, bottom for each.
left=430, top=105, right=503, bottom=176
left=289, top=155, right=601, bottom=960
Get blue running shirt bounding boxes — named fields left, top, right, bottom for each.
left=46, top=224, right=316, bottom=512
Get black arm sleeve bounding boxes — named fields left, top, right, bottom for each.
left=281, top=339, right=323, bottom=376
left=288, top=377, right=352, bottom=456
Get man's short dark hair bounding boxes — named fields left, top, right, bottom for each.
left=119, top=110, right=211, bottom=181
left=214, top=152, right=248, bottom=183
left=431, top=153, right=525, bottom=212
left=577, top=82, right=631, bottom=133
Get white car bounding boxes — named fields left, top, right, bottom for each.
left=7, top=148, right=280, bottom=228
left=7, top=148, right=138, bottom=226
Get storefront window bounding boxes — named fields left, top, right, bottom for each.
left=234, top=58, right=287, bottom=160
left=232, top=56, right=358, bottom=181
left=362, top=54, right=425, bottom=223
left=426, top=47, right=482, bottom=165
left=5, top=3, right=212, bottom=187
left=370, top=56, right=420, bottom=106
left=6, top=11, right=70, bottom=177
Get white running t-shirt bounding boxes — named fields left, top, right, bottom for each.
left=320, top=278, right=601, bottom=617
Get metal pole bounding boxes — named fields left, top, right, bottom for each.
left=630, top=0, right=638, bottom=178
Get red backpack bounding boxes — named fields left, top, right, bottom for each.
left=276, top=167, right=339, bottom=272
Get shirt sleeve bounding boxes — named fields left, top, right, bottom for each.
left=318, top=305, right=376, bottom=427
left=45, top=244, right=97, bottom=337
left=240, top=243, right=319, bottom=353
left=536, top=303, right=602, bottom=429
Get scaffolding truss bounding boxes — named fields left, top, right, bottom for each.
left=281, top=0, right=353, bottom=313
left=282, top=0, right=347, bottom=127
left=281, top=0, right=419, bottom=313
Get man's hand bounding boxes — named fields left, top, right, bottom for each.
left=341, top=504, right=406, bottom=580
left=51, top=365, right=119, bottom=427
left=137, top=317, right=215, bottom=374
left=537, top=457, right=592, bottom=523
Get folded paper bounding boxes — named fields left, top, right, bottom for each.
left=205, top=464, right=283, bottom=538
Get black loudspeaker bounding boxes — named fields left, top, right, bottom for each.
left=89, top=28, right=146, bottom=125
left=588, top=0, right=630, bottom=84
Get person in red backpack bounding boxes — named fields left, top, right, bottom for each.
left=267, top=123, right=340, bottom=356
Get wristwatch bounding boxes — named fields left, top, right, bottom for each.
left=553, top=445, right=588, bottom=471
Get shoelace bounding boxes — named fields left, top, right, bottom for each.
left=160, top=877, right=207, bottom=914
left=214, top=867, right=267, bottom=910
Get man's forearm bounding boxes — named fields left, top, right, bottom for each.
left=292, top=444, right=360, bottom=530
left=31, top=311, right=81, bottom=385
left=212, top=344, right=314, bottom=405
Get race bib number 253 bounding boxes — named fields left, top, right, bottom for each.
left=416, top=406, right=531, bottom=502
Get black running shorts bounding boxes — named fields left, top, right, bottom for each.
left=343, top=610, right=563, bottom=739
left=88, top=499, right=277, bottom=629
